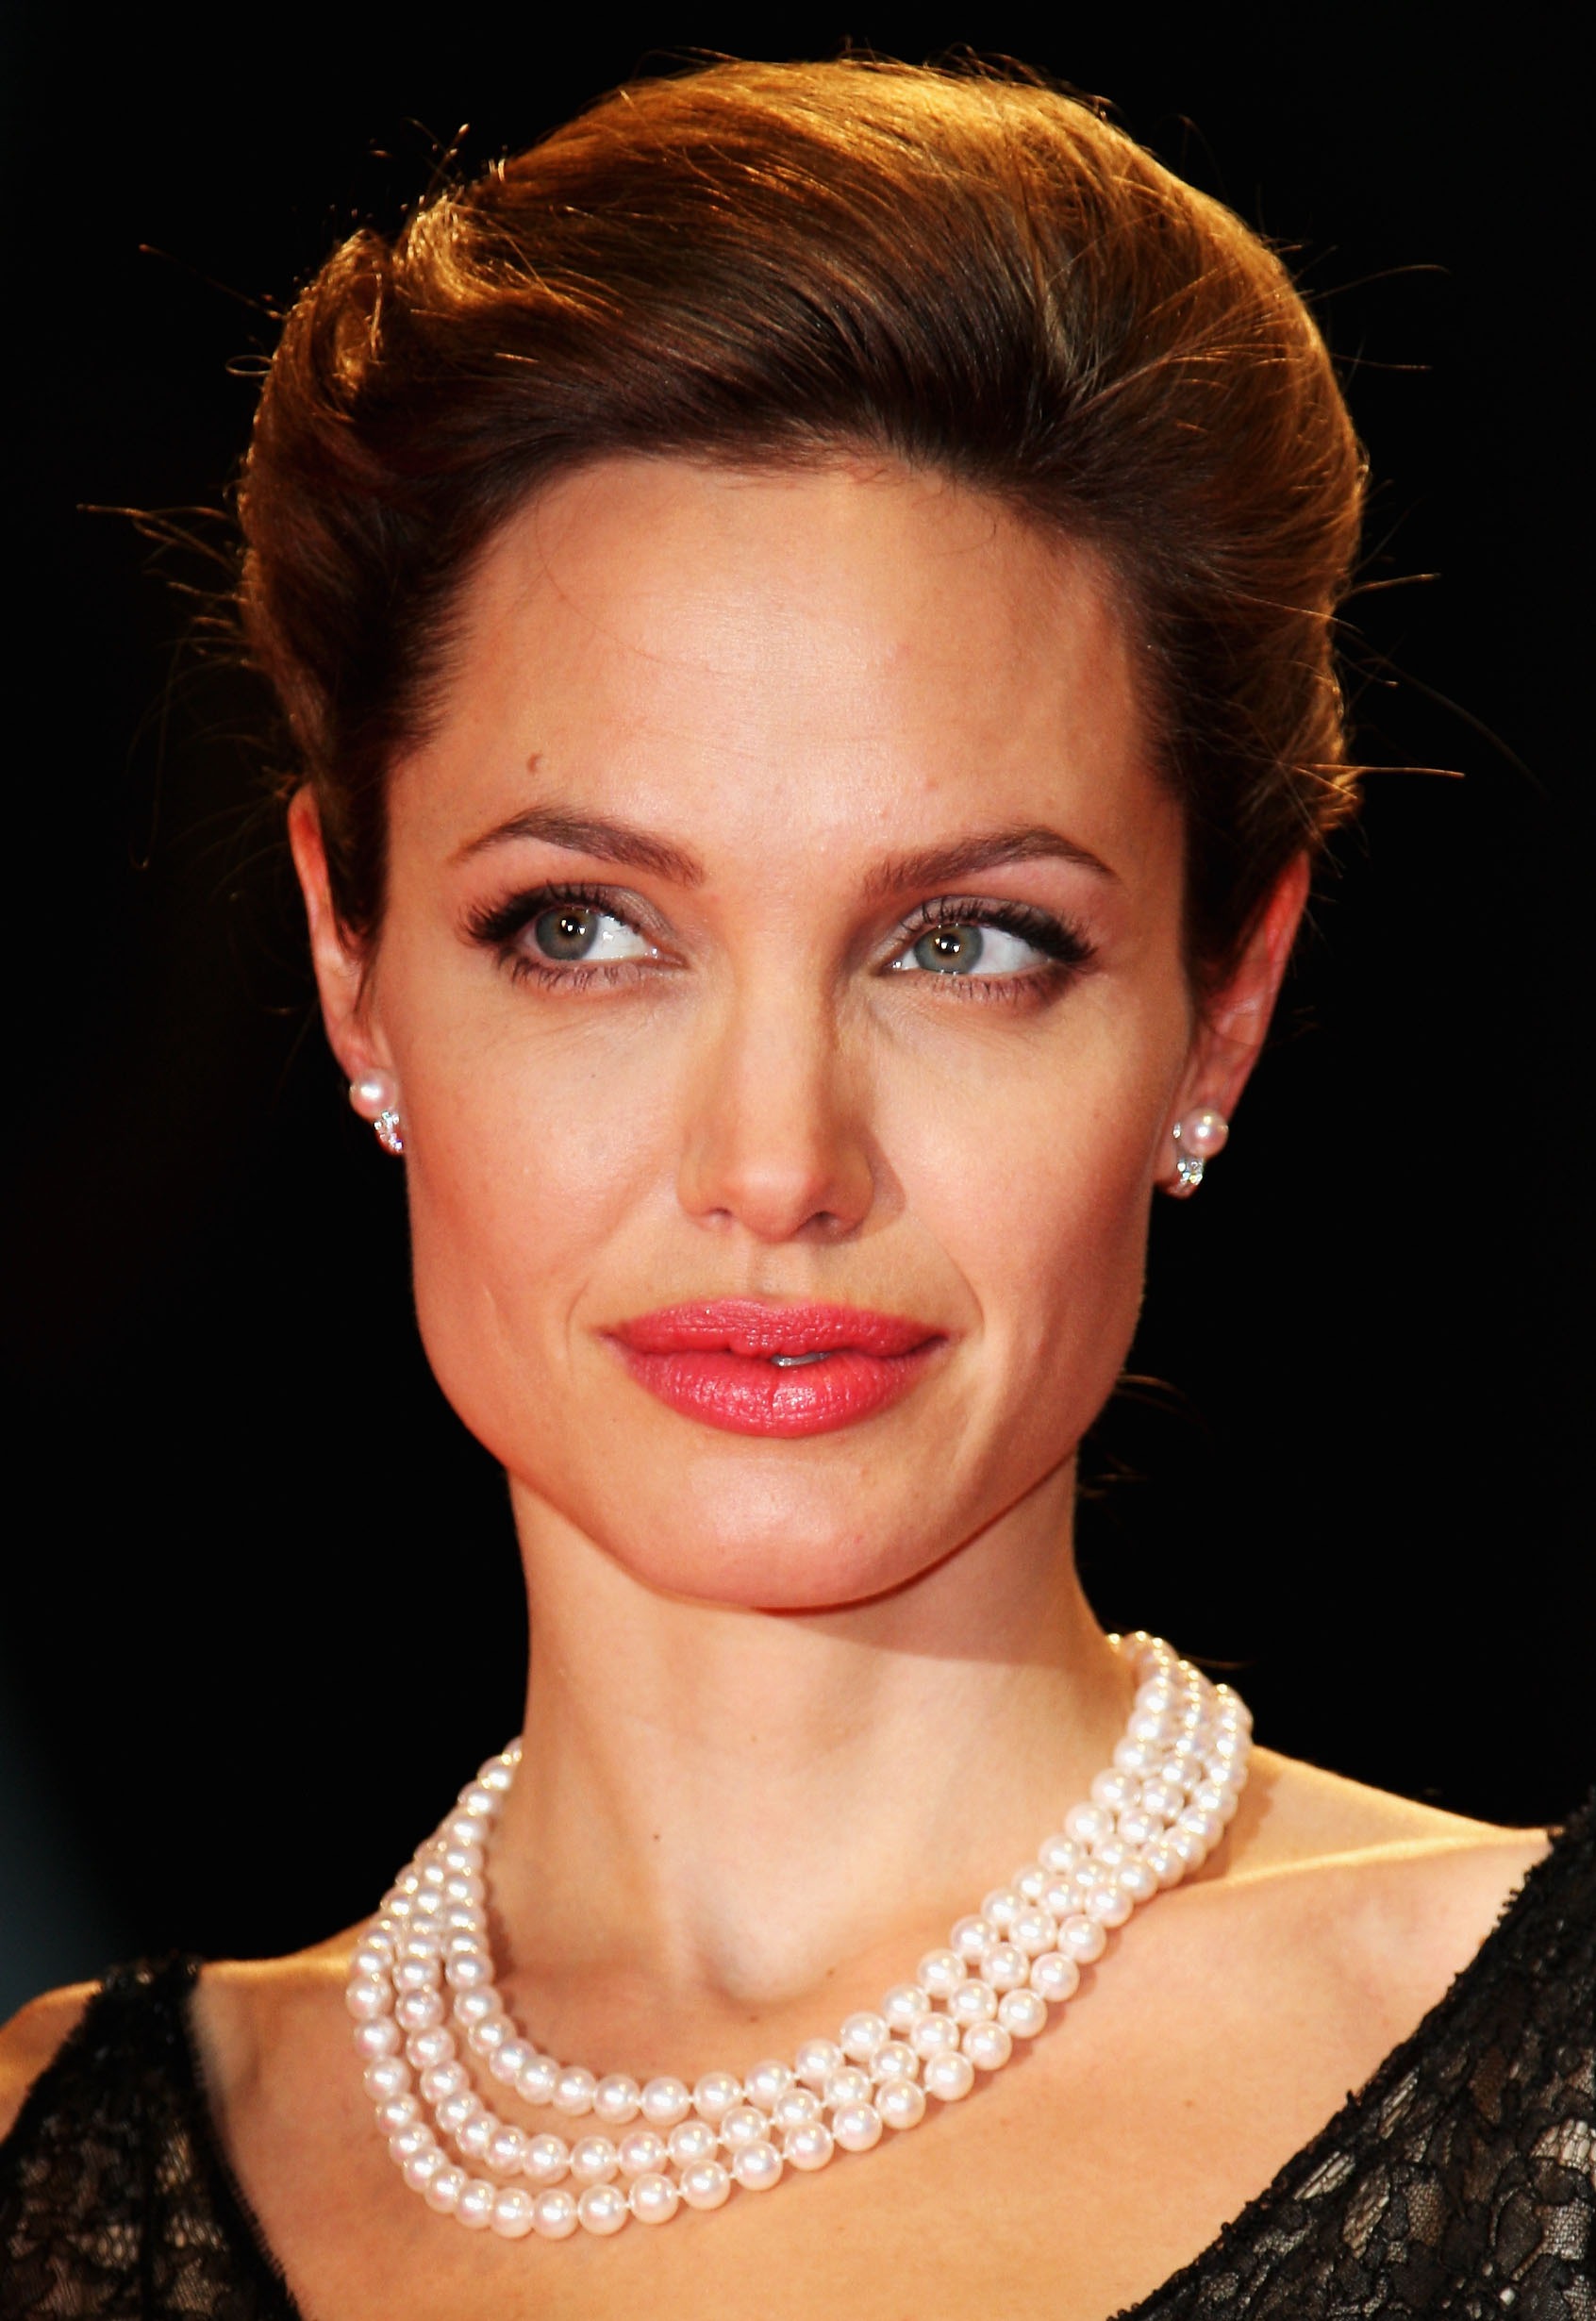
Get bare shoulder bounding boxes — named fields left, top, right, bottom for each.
left=1211, top=1747, right=1550, bottom=2026
left=191, top=1936, right=357, bottom=2125
left=0, top=1981, right=98, bottom=2143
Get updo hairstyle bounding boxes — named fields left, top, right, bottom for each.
left=239, top=58, right=1366, bottom=988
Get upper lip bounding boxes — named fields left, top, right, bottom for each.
left=608, top=1299, right=942, bottom=1360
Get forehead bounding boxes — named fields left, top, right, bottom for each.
left=397, top=455, right=1176, bottom=886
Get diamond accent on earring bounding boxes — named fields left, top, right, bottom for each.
left=374, top=1109, right=406, bottom=1158
left=1174, top=1152, right=1205, bottom=1190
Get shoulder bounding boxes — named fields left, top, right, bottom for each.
left=1209, top=1749, right=1553, bottom=2035
left=0, top=1980, right=98, bottom=2143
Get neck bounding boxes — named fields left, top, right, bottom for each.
left=487, top=1467, right=1130, bottom=2055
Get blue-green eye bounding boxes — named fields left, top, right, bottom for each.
left=892, top=921, right=1053, bottom=977
left=530, top=903, right=653, bottom=964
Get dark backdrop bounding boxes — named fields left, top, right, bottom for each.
left=2, top=6, right=1589, bottom=2017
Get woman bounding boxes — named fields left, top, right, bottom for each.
left=2, top=56, right=1590, bottom=2319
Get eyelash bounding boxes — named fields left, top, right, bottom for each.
left=465, top=882, right=1096, bottom=998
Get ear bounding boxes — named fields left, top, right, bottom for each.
left=288, top=790, right=387, bottom=1081
left=1163, top=855, right=1310, bottom=1171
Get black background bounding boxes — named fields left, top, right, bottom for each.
left=1, top=6, right=1589, bottom=2016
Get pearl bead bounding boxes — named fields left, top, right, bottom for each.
left=732, top=2140, right=784, bottom=2191
left=1144, top=1839, right=1186, bottom=1888
left=1008, top=1910, right=1057, bottom=1958
left=390, top=2123, right=435, bottom=2162
left=979, top=1944, right=1029, bottom=1993
left=1112, top=1737, right=1159, bottom=1776
left=1089, top=1770, right=1139, bottom=1813
left=630, top=2171, right=680, bottom=2224
left=407, top=2028, right=455, bottom=2070
left=1176, top=1106, right=1228, bottom=1160
left=997, top=1989, right=1048, bottom=2040
left=375, top=2095, right=421, bottom=2135
left=395, top=1991, right=444, bottom=2032
left=515, top=2054, right=559, bottom=2106
left=1029, top=1951, right=1080, bottom=2004
left=617, top=2129, right=668, bottom=2179
left=773, top=2086, right=823, bottom=2129
left=592, top=2074, right=642, bottom=2125
left=490, top=2186, right=536, bottom=2239
left=393, top=1958, right=441, bottom=1994
left=917, top=1949, right=966, bottom=1997
left=831, top=2100, right=884, bottom=2153
left=352, top=1945, right=391, bottom=1982
left=667, top=2120, right=719, bottom=2169
left=744, top=2058, right=793, bottom=2110
left=871, top=2041, right=918, bottom=2083
left=1092, top=1838, right=1130, bottom=1871
left=456, top=2116, right=493, bottom=2162
left=1116, top=1807, right=1160, bottom=1849
left=353, top=2016, right=402, bottom=2061
left=569, top=2136, right=619, bottom=2185
left=877, top=2078, right=927, bottom=2131
left=911, top=2012, right=962, bottom=2059
left=524, top=2134, right=570, bottom=2183
left=345, top=1978, right=392, bottom=2022
left=444, top=1952, right=490, bottom=1991
left=348, top=1066, right=399, bottom=1119
left=678, top=2160, right=732, bottom=2210
left=487, top=2126, right=528, bottom=2176
left=403, top=2146, right=446, bottom=2193
left=1039, top=1833, right=1085, bottom=1874
left=468, top=2015, right=508, bottom=2058
left=794, top=2037, right=843, bottom=2090
left=783, top=2121, right=836, bottom=2170
left=640, top=2075, right=691, bottom=2127
left=1117, top=1859, right=1159, bottom=1906
left=626, top=2162, right=677, bottom=2218
left=1085, top=1886, right=1134, bottom=1929
left=554, top=2066, right=598, bottom=2115
left=1168, top=1828, right=1208, bottom=1871
left=950, top=1914, right=997, bottom=1960
left=823, top=2066, right=874, bottom=2111
left=980, top=1887, right=1022, bottom=1931
left=839, top=2011, right=889, bottom=2062
left=577, top=2182, right=630, bottom=2235
left=923, top=2050, right=976, bottom=2102
left=1178, top=1805, right=1223, bottom=1851
left=720, top=2105, right=769, bottom=2152
left=487, top=2038, right=533, bottom=2084
left=531, top=2188, right=579, bottom=2239
left=691, top=2070, right=741, bottom=2122
left=452, top=1987, right=500, bottom=2028
left=1064, top=1802, right=1115, bottom=1847
left=435, top=2092, right=481, bottom=2136
left=963, top=2021, right=1013, bottom=2071
left=881, top=1983, right=930, bottom=2032
left=363, top=2057, right=411, bottom=2103
left=456, top=2179, right=497, bottom=2230
left=424, top=2163, right=465, bottom=2213
left=946, top=1979, right=998, bottom=2027
left=1014, top=1864, right=1051, bottom=1902
left=1058, top=1914, right=1108, bottom=1963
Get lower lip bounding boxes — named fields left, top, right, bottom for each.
left=611, top=1343, right=942, bottom=1438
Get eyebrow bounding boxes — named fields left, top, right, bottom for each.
left=863, top=826, right=1116, bottom=897
left=453, top=804, right=705, bottom=885
left=455, top=800, right=1112, bottom=894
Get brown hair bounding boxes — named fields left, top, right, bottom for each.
left=239, top=57, right=1364, bottom=986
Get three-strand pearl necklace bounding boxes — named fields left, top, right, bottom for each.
left=346, top=1631, right=1251, bottom=2242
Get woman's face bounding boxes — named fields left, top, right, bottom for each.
left=307, top=457, right=1248, bottom=1609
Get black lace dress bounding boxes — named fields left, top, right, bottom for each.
left=4, top=1796, right=1593, bottom=2318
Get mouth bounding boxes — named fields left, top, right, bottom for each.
left=606, top=1299, right=947, bottom=1438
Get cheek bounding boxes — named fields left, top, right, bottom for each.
left=392, top=1007, right=679, bottom=1456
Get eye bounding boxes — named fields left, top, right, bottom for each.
left=527, top=902, right=654, bottom=965
left=890, top=920, right=1056, bottom=977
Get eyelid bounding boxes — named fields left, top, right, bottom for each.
left=464, top=879, right=666, bottom=953
left=889, top=893, right=1094, bottom=970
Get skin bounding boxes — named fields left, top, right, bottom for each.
left=0, top=459, right=1546, bottom=2318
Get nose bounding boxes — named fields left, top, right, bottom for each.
left=675, top=986, right=876, bottom=1244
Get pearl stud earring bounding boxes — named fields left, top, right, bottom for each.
left=348, top=1068, right=405, bottom=1158
left=1169, top=1107, right=1228, bottom=1194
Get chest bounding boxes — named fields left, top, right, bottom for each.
left=236, top=1940, right=1394, bottom=2321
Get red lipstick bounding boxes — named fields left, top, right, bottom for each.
left=607, top=1300, right=944, bottom=1438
